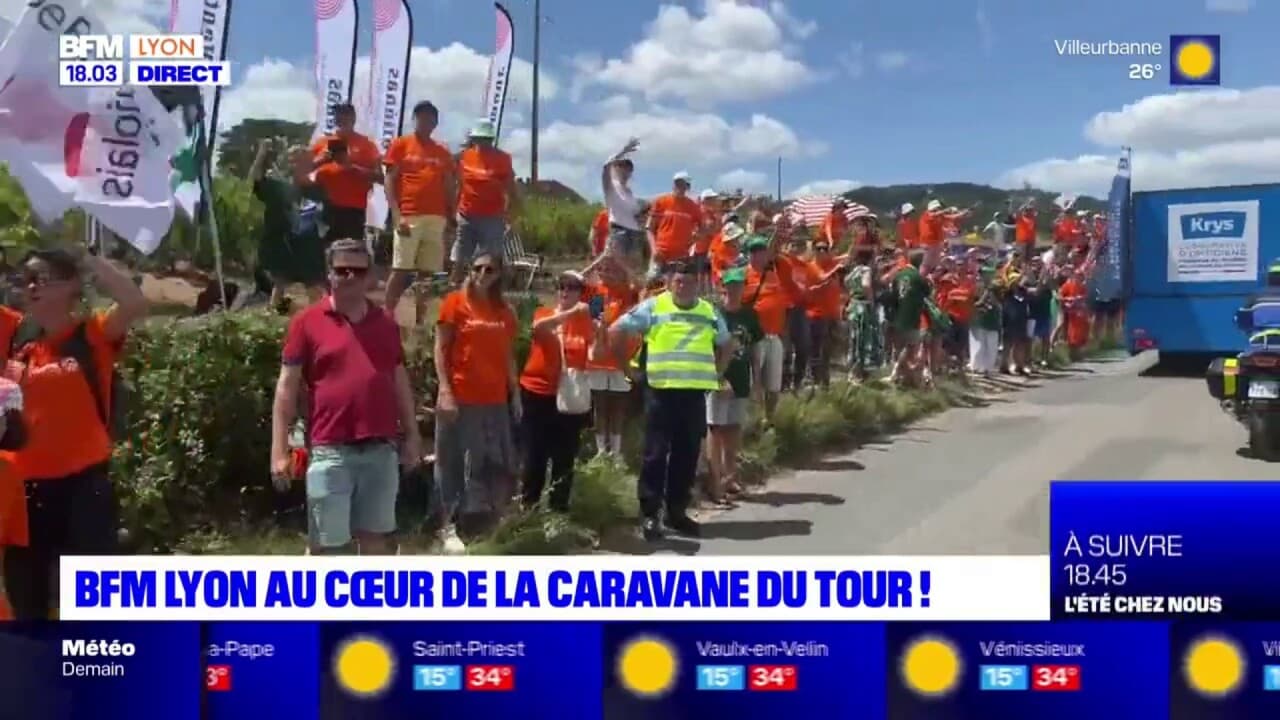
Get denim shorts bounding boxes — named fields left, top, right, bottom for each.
left=305, top=441, right=399, bottom=548
left=452, top=214, right=507, bottom=263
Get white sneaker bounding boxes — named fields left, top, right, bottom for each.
left=440, top=526, right=466, bottom=555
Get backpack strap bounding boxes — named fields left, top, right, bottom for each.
left=61, top=322, right=108, bottom=428
left=9, top=320, right=108, bottom=428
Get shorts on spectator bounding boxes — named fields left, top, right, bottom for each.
left=752, top=335, right=785, bottom=393
left=305, top=441, right=399, bottom=549
left=452, top=214, right=506, bottom=264
left=607, top=225, right=644, bottom=256
left=392, top=214, right=447, bottom=272
left=588, top=369, right=631, bottom=393
left=1029, top=316, right=1053, bottom=340
left=707, top=393, right=748, bottom=427
left=325, top=206, right=367, bottom=243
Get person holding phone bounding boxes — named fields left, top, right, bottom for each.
left=517, top=271, right=594, bottom=512
left=311, top=103, right=381, bottom=244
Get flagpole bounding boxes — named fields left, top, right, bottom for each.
left=530, top=0, right=541, bottom=183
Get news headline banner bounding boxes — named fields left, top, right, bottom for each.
left=1050, top=481, right=1280, bottom=621
left=58, top=33, right=230, bottom=87
left=60, top=556, right=1051, bottom=621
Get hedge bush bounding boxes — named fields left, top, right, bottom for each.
left=113, top=294, right=537, bottom=553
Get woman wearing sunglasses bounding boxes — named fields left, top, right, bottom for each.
left=434, top=253, right=519, bottom=552
left=517, top=271, right=595, bottom=511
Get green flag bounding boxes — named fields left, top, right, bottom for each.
left=170, top=121, right=202, bottom=219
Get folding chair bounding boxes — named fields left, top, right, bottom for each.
left=503, top=226, right=544, bottom=292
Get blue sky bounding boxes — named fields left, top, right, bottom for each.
left=27, top=0, right=1280, bottom=199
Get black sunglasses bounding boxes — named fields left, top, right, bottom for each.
left=814, top=245, right=831, bottom=252
left=472, top=264, right=497, bottom=275
left=330, top=265, right=369, bottom=278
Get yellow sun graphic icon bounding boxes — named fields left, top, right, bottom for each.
left=1183, top=634, right=1245, bottom=698
left=900, top=635, right=962, bottom=697
left=1175, top=41, right=1215, bottom=80
left=616, top=635, right=679, bottom=698
left=332, top=635, right=397, bottom=699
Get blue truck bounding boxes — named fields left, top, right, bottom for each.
left=1125, top=183, right=1280, bottom=357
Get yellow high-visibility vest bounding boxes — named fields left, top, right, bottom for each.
left=644, top=292, right=720, bottom=390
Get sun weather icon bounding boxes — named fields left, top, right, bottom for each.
left=1183, top=634, right=1245, bottom=698
left=332, top=634, right=397, bottom=699
left=615, top=635, right=680, bottom=698
left=900, top=635, right=962, bottom=698
left=1170, top=35, right=1220, bottom=86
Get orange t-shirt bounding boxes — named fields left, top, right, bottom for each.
left=438, top=290, right=518, bottom=406
left=822, top=213, right=849, bottom=247
left=695, top=209, right=721, bottom=255
left=591, top=210, right=610, bottom=256
left=311, top=133, right=380, bottom=209
left=1016, top=212, right=1037, bottom=244
left=805, top=258, right=843, bottom=320
left=649, top=193, right=703, bottom=261
left=919, top=211, right=945, bottom=247
left=897, top=217, right=919, bottom=247
left=744, top=255, right=802, bottom=336
left=942, top=277, right=976, bottom=323
left=457, top=146, right=514, bottom=218
left=520, top=307, right=594, bottom=396
left=3, top=311, right=120, bottom=480
left=709, top=235, right=742, bottom=284
left=1055, top=216, right=1082, bottom=245
left=587, top=283, right=640, bottom=371
left=384, top=134, right=455, bottom=217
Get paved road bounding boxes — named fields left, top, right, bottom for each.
left=629, top=353, right=1274, bottom=556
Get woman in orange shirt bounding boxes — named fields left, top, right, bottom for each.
left=804, top=242, right=845, bottom=386
left=0, top=378, right=27, bottom=621
left=1058, top=270, right=1091, bottom=360
left=518, top=271, right=595, bottom=511
left=434, top=252, right=520, bottom=543
left=586, top=259, right=640, bottom=459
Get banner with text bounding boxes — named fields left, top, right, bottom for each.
left=481, top=2, right=514, bottom=143
left=312, top=0, right=360, bottom=142
left=362, top=0, right=412, bottom=228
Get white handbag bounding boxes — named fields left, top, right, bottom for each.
left=556, top=332, right=592, bottom=415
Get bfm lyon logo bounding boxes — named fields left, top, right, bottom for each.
left=0, top=74, right=162, bottom=198
left=1181, top=211, right=1246, bottom=240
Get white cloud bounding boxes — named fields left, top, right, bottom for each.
left=768, top=1, right=818, bottom=39
left=997, top=86, right=1280, bottom=195
left=1084, top=87, right=1280, bottom=151
left=217, top=43, right=559, bottom=147
left=876, top=51, right=910, bottom=71
left=1206, top=0, right=1254, bottom=11
left=789, top=179, right=861, bottom=198
left=503, top=109, right=812, bottom=169
left=574, top=0, right=815, bottom=106
left=716, top=169, right=770, bottom=192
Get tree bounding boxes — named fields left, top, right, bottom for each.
left=216, top=119, right=314, bottom=178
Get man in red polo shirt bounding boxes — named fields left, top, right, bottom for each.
left=270, top=239, right=423, bottom=555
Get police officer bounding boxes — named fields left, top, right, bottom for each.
left=610, top=258, right=735, bottom=541
left=1236, top=259, right=1280, bottom=335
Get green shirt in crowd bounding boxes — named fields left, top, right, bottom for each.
left=719, top=304, right=764, bottom=398
left=891, top=265, right=930, bottom=332
left=253, top=176, right=327, bottom=286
